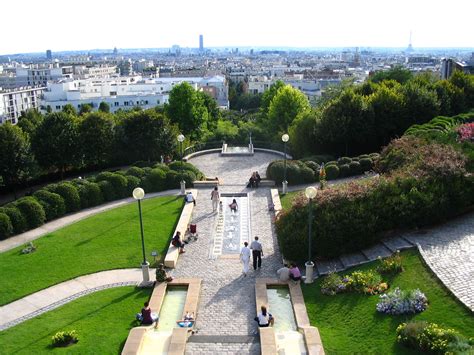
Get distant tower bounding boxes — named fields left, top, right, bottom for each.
left=199, top=34, right=204, bottom=52
left=46, top=49, right=52, bottom=60
left=406, top=31, right=414, bottom=53
left=113, top=47, right=118, bottom=55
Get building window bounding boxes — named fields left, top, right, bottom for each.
left=157, top=100, right=160, bottom=105
left=56, top=105, right=61, bottom=110
left=114, top=102, right=119, bottom=107
left=124, top=101, right=129, bottom=106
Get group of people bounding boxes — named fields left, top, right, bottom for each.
left=277, top=263, right=302, bottom=282
left=248, top=171, right=261, bottom=188
left=240, top=236, right=264, bottom=276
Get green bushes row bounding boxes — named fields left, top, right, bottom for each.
left=0, top=162, right=204, bottom=240
left=404, top=112, right=474, bottom=136
left=276, top=136, right=473, bottom=260
left=267, top=153, right=378, bottom=185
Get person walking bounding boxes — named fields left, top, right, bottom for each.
left=211, top=187, right=220, bottom=212
left=250, top=236, right=263, bottom=270
left=240, top=242, right=251, bottom=276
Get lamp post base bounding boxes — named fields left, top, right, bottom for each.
left=180, top=180, right=186, bottom=195
left=282, top=180, right=288, bottom=194
left=141, top=261, right=150, bottom=285
left=304, top=261, right=315, bottom=284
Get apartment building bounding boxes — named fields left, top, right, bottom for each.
left=0, top=87, right=45, bottom=124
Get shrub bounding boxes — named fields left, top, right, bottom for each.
left=359, top=158, right=373, bottom=172
left=168, top=161, right=203, bottom=180
left=377, top=251, right=403, bottom=274
left=301, top=155, right=335, bottom=164
left=143, top=168, right=167, bottom=192
left=338, top=156, right=352, bottom=165
left=347, top=270, right=385, bottom=294
left=33, top=190, right=66, bottom=221
left=95, top=172, right=128, bottom=198
left=267, top=160, right=315, bottom=185
left=75, top=181, right=103, bottom=208
left=0, top=213, right=13, bottom=240
left=47, top=183, right=81, bottom=213
left=326, top=160, right=337, bottom=166
left=126, top=175, right=141, bottom=194
left=165, top=170, right=179, bottom=189
left=369, top=152, right=380, bottom=160
left=51, top=330, right=78, bottom=347
left=338, top=164, right=351, bottom=177
left=349, top=161, right=362, bottom=175
left=304, top=161, right=320, bottom=173
left=325, top=164, right=339, bottom=180
left=358, top=154, right=370, bottom=159
left=376, top=287, right=428, bottom=315
left=396, top=321, right=472, bottom=354
left=0, top=206, right=27, bottom=235
left=133, top=160, right=155, bottom=168
left=97, top=180, right=116, bottom=201
left=15, top=197, right=46, bottom=229
left=126, top=166, right=146, bottom=179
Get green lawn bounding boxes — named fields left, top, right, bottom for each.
left=0, top=196, right=183, bottom=306
left=302, top=249, right=474, bottom=354
left=280, top=191, right=301, bottom=210
left=0, top=286, right=151, bottom=354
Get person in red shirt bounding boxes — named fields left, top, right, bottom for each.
left=140, top=302, right=159, bottom=326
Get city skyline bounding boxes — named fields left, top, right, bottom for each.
left=1, top=0, right=474, bottom=55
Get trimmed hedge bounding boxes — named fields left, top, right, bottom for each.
left=0, top=206, right=27, bottom=234
left=267, top=160, right=315, bottom=185
left=126, top=175, right=141, bottom=194
left=126, top=166, right=146, bottom=179
left=0, top=213, right=13, bottom=240
left=144, top=168, right=167, bottom=192
left=98, top=180, right=116, bottom=202
left=47, top=183, right=81, bottom=213
left=33, top=190, right=66, bottom=221
left=95, top=172, right=128, bottom=198
left=15, top=197, right=46, bottom=230
left=325, top=164, right=340, bottom=180
left=74, top=181, right=103, bottom=208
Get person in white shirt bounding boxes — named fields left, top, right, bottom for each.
left=240, top=242, right=251, bottom=276
left=185, top=192, right=196, bottom=206
left=277, top=264, right=290, bottom=281
left=255, top=305, right=274, bottom=327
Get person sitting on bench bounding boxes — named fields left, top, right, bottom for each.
left=185, top=191, right=196, bottom=206
left=136, top=302, right=159, bottom=327
left=289, top=263, right=302, bottom=282
left=172, top=231, right=185, bottom=253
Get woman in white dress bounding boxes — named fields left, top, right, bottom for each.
left=240, top=242, right=251, bottom=276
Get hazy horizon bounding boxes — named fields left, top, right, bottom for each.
left=2, top=0, right=473, bottom=55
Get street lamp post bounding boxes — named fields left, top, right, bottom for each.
left=177, top=134, right=185, bottom=195
left=304, top=186, right=317, bottom=284
left=132, top=187, right=150, bottom=284
left=281, top=133, right=289, bottom=194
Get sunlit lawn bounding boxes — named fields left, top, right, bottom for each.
left=303, top=249, right=474, bottom=354
left=280, top=190, right=301, bottom=210
left=0, top=196, right=182, bottom=305
left=0, top=286, right=151, bottom=354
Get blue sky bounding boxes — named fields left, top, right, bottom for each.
left=2, top=0, right=473, bottom=55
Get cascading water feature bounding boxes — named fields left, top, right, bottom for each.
left=267, top=287, right=307, bottom=355
left=140, top=286, right=187, bottom=355
left=211, top=193, right=250, bottom=258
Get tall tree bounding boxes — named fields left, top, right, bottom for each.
left=267, top=85, right=310, bottom=134
left=98, top=101, right=110, bottom=113
left=370, top=65, right=413, bottom=84
left=17, top=109, right=43, bottom=137
left=31, top=112, right=80, bottom=178
left=198, top=91, right=220, bottom=131
left=260, top=80, right=285, bottom=116
left=62, top=104, right=77, bottom=116
left=78, top=112, right=115, bottom=168
left=165, top=82, right=209, bottom=138
left=115, top=109, right=177, bottom=163
left=0, top=123, right=35, bottom=197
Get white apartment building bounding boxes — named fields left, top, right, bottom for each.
left=42, top=75, right=229, bottom=113
left=0, top=87, right=45, bottom=124
left=16, top=64, right=73, bottom=87
left=247, top=76, right=341, bottom=100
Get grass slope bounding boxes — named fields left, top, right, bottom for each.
left=0, top=196, right=182, bottom=305
left=280, top=191, right=300, bottom=210
left=0, top=286, right=151, bottom=354
left=303, top=249, right=474, bottom=354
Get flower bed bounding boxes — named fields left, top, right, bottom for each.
left=321, top=270, right=388, bottom=296
left=376, top=287, right=428, bottom=315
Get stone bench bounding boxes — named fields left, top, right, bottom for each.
left=270, top=188, right=283, bottom=219
left=164, top=189, right=198, bottom=268
left=259, top=179, right=276, bottom=187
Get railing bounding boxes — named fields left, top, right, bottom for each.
left=183, top=140, right=291, bottom=157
